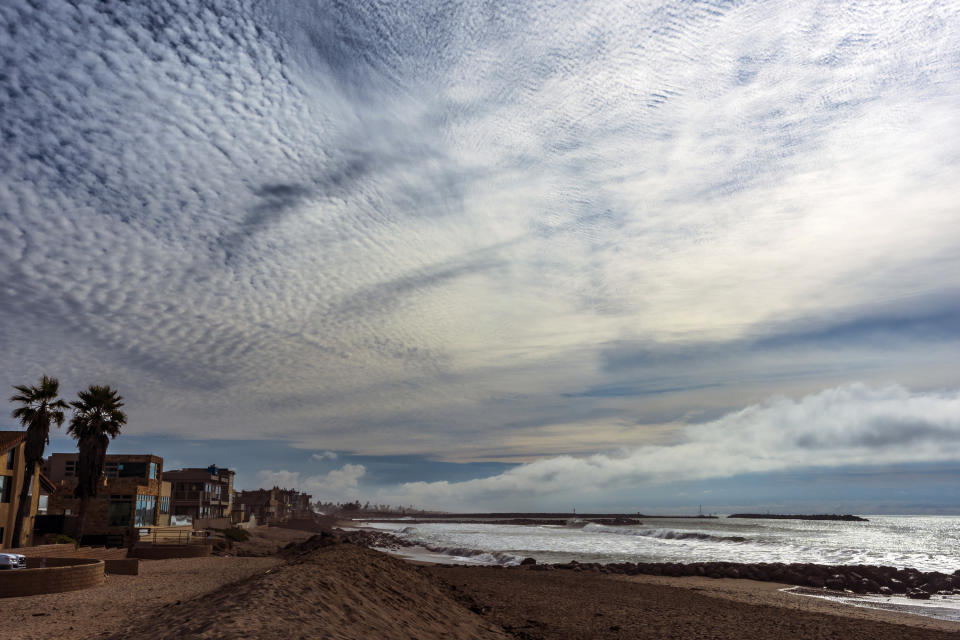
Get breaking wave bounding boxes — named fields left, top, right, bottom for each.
left=582, top=523, right=747, bottom=543
left=392, top=526, right=521, bottom=565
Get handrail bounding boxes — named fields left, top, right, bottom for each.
left=138, top=527, right=209, bottom=545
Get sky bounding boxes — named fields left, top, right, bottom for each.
left=1, top=0, right=959, bottom=513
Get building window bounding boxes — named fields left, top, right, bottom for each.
left=38, top=495, right=48, bottom=515
left=65, top=460, right=76, bottom=477
left=159, top=496, right=170, bottom=515
left=117, top=462, right=148, bottom=478
left=108, top=496, right=133, bottom=527
left=135, top=495, right=156, bottom=527
left=104, top=462, right=118, bottom=478
left=0, top=476, right=10, bottom=503
left=5, top=449, right=14, bottom=470
left=148, top=462, right=158, bottom=479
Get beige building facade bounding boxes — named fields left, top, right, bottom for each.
left=0, top=431, right=40, bottom=549
left=46, top=453, right=169, bottom=545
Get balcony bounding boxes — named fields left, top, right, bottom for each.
left=172, top=491, right=230, bottom=504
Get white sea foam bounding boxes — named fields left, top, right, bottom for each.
left=365, top=516, right=960, bottom=574
left=786, top=587, right=960, bottom=623
left=582, top=523, right=748, bottom=543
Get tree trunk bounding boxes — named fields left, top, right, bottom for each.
left=10, top=462, right=34, bottom=548
left=76, top=494, right=90, bottom=544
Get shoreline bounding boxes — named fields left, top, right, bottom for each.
left=5, top=525, right=959, bottom=638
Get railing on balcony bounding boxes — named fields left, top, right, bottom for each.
left=137, top=526, right=208, bottom=545
left=172, top=491, right=229, bottom=503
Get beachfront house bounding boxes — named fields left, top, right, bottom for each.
left=165, top=465, right=235, bottom=528
left=235, top=487, right=313, bottom=525
left=0, top=431, right=41, bottom=549
left=44, top=452, right=170, bottom=546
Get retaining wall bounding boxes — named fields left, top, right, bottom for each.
left=16, top=543, right=127, bottom=560
left=128, top=544, right=212, bottom=559
left=0, top=558, right=104, bottom=598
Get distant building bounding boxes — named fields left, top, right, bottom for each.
left=164, top=465, right=235, bottom=521
left=235, top=488, right=280, bottom=525
left=235, top=487, right=312, bottom=525
left=0, top=431, right=41, bottom=549
left=45, top=453, right=169, bottom=545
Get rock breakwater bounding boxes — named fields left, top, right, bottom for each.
left=516, top=560, right=960, bottom=599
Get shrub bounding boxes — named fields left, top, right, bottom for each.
left=50, top=534, right=78, bottom=546
left=221, top=527, right=250, bottom=542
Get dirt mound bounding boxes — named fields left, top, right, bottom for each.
left=269, top=515, right=339, bottom=532
left=105, top=543, right=509, bottom=640
left=278, top=529, right=414, bottom=560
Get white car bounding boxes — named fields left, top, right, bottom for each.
left=0, top=552, right=27, bottom=569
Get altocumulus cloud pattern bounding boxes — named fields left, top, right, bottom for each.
left=2, top=1, right=960, bottom=471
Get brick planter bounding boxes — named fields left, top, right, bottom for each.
left=0, top=558, right=105, bottom=598
left=128, top=544, right=212, bottom=559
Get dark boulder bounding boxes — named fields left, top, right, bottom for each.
left=825, top=575, right=846, bottom=591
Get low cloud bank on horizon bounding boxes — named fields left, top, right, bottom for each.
left=258, top=384, right=960, bottom=511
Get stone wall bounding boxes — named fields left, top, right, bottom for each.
left=0, top=558, right=104, bottom=597
left=128, top=543, right=212, bottom=559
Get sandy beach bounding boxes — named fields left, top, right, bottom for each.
left=4, top=528, right=960, bottom=639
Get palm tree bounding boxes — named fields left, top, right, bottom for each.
left=68, top=385, right=126, bottom=542
left=8, top=375, right=69, bottom=548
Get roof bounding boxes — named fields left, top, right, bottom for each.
left=47, top=452, right=162, bottom=462
left=0, top=430, right=27, bottom=453
left=38, top=471, right=56, bottom=493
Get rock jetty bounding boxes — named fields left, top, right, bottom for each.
left=727, top=514, right=869, bottom=522
left=519, top=560, right=959, bottom=599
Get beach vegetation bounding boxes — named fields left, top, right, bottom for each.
left=9, top=374, right=68, bottom=548
left=49, top=533, right=78, bottom=546
left=219, top=527, right=251, bottom=542
left=67, top=384, right=127, bottom=542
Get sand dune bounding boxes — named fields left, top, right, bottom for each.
left=104, top=542, right=509, bottom=640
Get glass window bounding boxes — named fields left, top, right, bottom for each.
left=117, top=462, right=148, bottom=478
left=148, top=462, right=157, bottom=479
left=0, top=476, right=9, bottom=503
left=5, top=448, right=14, bottom=470
left=108, top=497, right=133, bottom=526
left=159, top=496, right=170, bottom=515
left=135, top=495, right=156, bottom=526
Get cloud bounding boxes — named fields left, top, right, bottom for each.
left=311, top=451, right=339, bottom=461
left=0, top=0, right=958, bottom=466
left=374, top=385, right=960, bottom=510
left=257, top=463, right=366, bottom=502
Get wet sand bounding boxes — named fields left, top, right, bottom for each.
left=432, top=565, right=960, bottom=639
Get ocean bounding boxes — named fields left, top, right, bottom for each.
left=365, top=515, right=960, bottom=572
left=362, top=515, right=960, bottom=622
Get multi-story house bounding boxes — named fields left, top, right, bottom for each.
left=45, top=453, right=170, bottom=545
left=280, top=489, right=314, bottom=519
left=235, top=488, right=280, bottom=524
left=0, top=431, right=41, bottom=549
left=164, top=465, right=235, bottom=521
left=235, top=488, right=313, bottom=525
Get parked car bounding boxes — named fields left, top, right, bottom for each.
left=0, top=552, right=27, bottom=569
